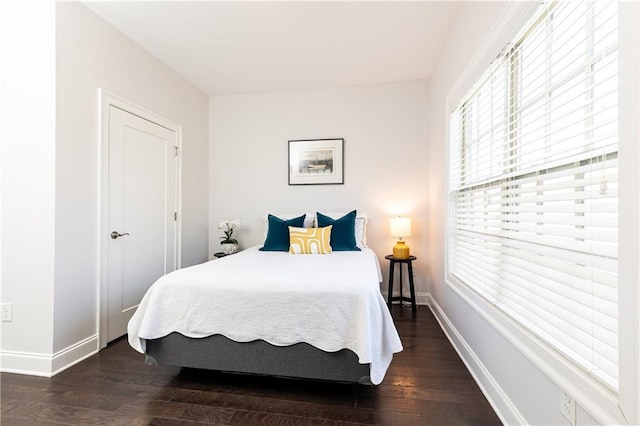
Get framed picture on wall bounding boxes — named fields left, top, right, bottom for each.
left=288, top=138, right=344, bottom=185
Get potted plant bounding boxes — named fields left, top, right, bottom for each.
left=218, top=219, right=242, bottom=254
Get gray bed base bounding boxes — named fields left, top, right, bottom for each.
left=145, top=332, right=373, bottom=385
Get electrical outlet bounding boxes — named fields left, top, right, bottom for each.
left=1, top=303, right=12, bottom=322
left=560, top=391, right=576, bottom=425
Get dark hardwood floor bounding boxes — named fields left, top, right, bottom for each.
left=1, top=306, right=501, bottom=425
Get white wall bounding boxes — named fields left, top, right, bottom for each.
left=209, top=80, right=429, bottom=297
left=427, top=2, right=639, bottom=425
left=54, top=1, right=209, bottom=354
left=1, top=1, right=209, bottom=376
left=0, top=0, right=56, bottom=369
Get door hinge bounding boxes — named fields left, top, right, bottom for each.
left=174, top=146, right=179, bottom=157
left=174, top=212, right=177, bottom=221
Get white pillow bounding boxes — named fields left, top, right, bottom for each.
left=263, top=213, right=315, bottom=238
left=315, top=211, right=368, bottom=249
left=356, top=215, right=368, bottom=248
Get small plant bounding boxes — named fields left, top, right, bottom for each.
left=218, top=219, right=242, bottom=244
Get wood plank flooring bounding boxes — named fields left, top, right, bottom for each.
left=0, top=306, right=502, bottom=425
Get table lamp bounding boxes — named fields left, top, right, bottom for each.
left=390, top=216, right=412, bottom=259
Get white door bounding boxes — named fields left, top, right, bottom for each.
left=106, top=105, right=178, bottom=343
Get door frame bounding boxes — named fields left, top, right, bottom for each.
left=97, top=89, right=182, bottom=349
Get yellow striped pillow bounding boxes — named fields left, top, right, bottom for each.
left=288, top=226, right=333, bottom=254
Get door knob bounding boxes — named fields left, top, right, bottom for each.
left=111, top=231, right=130, bottom=239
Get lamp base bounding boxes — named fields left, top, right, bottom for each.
left=393, top=240, right=410, bottom=259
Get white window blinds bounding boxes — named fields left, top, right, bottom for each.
left=449, top=0, right=618, bottom=389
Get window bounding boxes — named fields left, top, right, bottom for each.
left=449, top=0, right=618, bottom=389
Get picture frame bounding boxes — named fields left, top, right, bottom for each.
left=288, top=138, right=344, bottom=185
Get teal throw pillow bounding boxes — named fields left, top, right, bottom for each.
left=316, top=210, right=361, bottom=251
left=260, top=214, right=306, bottom=251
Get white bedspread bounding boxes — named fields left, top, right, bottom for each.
left=127, top=246, right=402, bottom=384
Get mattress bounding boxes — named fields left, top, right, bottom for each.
left=127, top=245, right=403, bottom=384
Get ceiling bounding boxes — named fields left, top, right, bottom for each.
left=84, top=1, right=462, bottom=96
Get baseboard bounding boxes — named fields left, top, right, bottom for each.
left=0, top=350, right=53, bottom=377
left=51, top=335, right=99, bottom=375
left=1, top=334, right=98, bottom=377
left=380, top=291, right=429, bottom=306
left=428, top=294, right=526, bottom=426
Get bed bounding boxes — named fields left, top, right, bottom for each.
left=128, top=215, right=403, bottom=385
